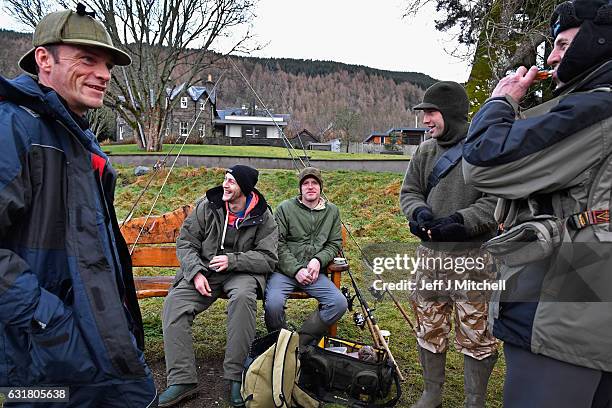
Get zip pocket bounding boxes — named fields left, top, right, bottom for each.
left=483, top=217, right=563, bottom=266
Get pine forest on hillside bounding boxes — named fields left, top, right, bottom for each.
left=0, top=29, right=431, bottom=142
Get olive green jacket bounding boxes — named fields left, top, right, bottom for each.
left=275, top=197, right=342, bottom=278
left=175, top=186, right=278, bottom=290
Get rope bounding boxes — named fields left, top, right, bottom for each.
left=225, top=56, right=308, bottom=171
left=223, top=57, right=414, bottom=331
left=119, top=137, right=182, bottom=229
left=127, top=73, right=225, bottom=254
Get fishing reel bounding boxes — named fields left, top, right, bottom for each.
left=353, top=312, right=366, bottom=329
left=341, top=286, right=357, bottom=312
left=368, top=284, right=385, bottom=301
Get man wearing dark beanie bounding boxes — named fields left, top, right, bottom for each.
left=226, top=164, right=259, bottom=196
left=400, top=81, right=499, bottom=408
left=464, top=0, right=612, bottom=406
left=160, top=165, right=278, bottom=407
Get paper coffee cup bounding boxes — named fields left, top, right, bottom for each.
left=380, top=329, right=391, bottom=345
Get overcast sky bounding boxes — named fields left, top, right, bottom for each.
left=249, top=0, right=471, bottom=82
left=0, top=0, right=471, bottom=82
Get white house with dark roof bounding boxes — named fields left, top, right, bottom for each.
left=115, top=77, right=217, bottom=144
left=115, top=78, right=292, bottom=147
left=213, top=106, right=290, bottom=146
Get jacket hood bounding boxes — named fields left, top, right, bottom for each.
left=1, top=74, right=58, bottom=117
left=437, top=118, right=469, bottom=147
left=295, top=195, right=326, bottom=211
left=206, top=185, right=269, bottom=218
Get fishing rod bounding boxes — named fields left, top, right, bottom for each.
left=225, top=56, right=311, bottom=170
left=369, top=283, right=416, bottom=334
left=124, top=73, right=226, bottom=254
left=120, top=72, right=226, bottom=230
left=222, top=57, right=413, bottom=379
left=341, top=249, right=405, bottom=381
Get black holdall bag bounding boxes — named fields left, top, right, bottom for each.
left=299, top=337, right=401, bottom=407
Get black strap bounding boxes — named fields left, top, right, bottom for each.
left=425, top=140, right=464, bottom=199
left=317, top=370, right=401, bottom=408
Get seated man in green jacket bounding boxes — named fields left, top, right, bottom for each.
left=159, top=165, right=278, bottom=408
left=264, top=167, right=348, bottom=346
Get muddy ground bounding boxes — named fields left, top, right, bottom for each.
left=150, top=357, right=231, bottom=408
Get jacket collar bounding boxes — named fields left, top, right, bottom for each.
left=296, top=196, right=326, bottom=211
left=554, top=59, right=612, bottom=96
left=0, top=74, right=103, bottom=158
left=206, top=186, right=269, bottom=218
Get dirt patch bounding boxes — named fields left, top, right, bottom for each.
left=149, top=357, right=231, bottom=407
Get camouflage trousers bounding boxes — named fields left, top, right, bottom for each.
left=410, top=245, right=499, bottom=360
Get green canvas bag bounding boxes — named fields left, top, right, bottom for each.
left=242, top=329, right=321, bottom=408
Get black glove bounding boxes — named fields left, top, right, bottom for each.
left=409, top=220, right=430, bottom=241
left=429, top=223, right=469, bottom=242
left=427, top=212, right=464, bottom=229
left=412, top=206, right=434, bottom=226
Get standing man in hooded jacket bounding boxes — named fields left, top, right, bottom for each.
left=159, top=165, right=278, bottom=408
left=0, top=4, right=157, bottom=407
left=463, top=0, right=612, bottom=405
left=400, top=81, right=498, bottom=408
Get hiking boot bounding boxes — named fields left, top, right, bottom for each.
left=298, top=311, right=329, bottom=348
left=229, top=380, right=245, bottom=407
left=464, top=352, right=498, bottom=408
left=412, top=346, right=445, bottom=408
left=158, top=383, right=199, bottom=407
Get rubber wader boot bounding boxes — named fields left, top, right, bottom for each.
left=158, top=383, right=199, bottom=407
left=229, top=380, right=245, bottom=407
left=298, top=311, right=329, bottom=348
left=463, top=352, right=498, bottom=408
left=411, top=346, right=446, bottom=408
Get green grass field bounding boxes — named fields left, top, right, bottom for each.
left=115, top=166, right=504, bottom=407
left=105, top=143, right=411, bottom=161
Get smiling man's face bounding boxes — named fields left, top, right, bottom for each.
left=422, top=109, right=445, bottom=139
left=300, top=177, right=321, bottom=204
left=222, top=173, right=245, bottom=203
left=37, top=44, right=113, bottom=115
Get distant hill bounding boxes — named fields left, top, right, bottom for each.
left=0, top=30, right=30, bottom=77
left=0, top=29, right=434, bottom=140
left=245, top=57, right=437, bottom=90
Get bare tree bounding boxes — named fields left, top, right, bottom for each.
left=333, top=107, right=361, bottom=153
left=87, top=105, right=115, bottom=140
left=404, top=0, right=556, bottom=110
left=4, top=0, right=53, bottom=28
left=5, top=0, right=258, bottom=151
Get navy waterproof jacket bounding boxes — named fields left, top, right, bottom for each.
left=0, top=74, right=147, bottom=386
left=463, top=61, right=612, bottom=371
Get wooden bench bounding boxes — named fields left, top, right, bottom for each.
left=122, top=205, right=347, bottom=336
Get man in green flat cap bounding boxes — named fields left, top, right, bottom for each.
left=0, top=4, right=157, bottom=407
